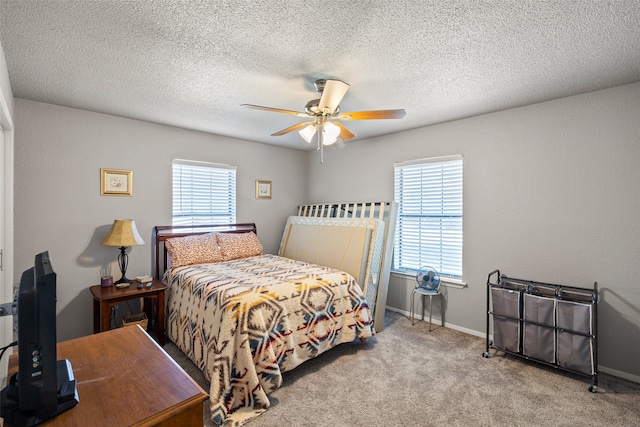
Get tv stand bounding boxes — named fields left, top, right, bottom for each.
left=0, top=359, right=79, bottom=427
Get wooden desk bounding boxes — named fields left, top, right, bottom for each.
left=90, top=279, right=167, bottom=345
left=7, top=326, right=207, bottom=427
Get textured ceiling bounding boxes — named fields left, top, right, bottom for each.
left=1, top=1, right=639, bottom=150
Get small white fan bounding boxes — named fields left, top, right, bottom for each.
left=416, top=266, right=440, bottom=291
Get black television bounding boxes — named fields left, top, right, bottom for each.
left=0, top=251, right=79, bottom=426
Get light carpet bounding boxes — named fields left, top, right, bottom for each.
left=163, top=310, right=640, bottom=426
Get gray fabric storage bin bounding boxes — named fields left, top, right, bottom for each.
left=557, top=300, right=592, bottom=334
left=523, top=294, right=556, bottom=363
left=491, top=287, right=520, bottom=353
left=557, top=331, right=594, bottom=374
left=523, top=325, right=555, bottom=362
left=491, top=287, right=520, bottom=317
left=556, top=300, right=594, bottom=374
left=493, top=317, right=520, bottom=353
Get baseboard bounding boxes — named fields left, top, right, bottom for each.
left=385, top=306, right=485, bottom=338
left=599, top=365, right=640, bottom=384
left=384, top=307, right=639, bottom=384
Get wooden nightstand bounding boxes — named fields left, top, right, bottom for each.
left=90, top=279, right=167, bottom=346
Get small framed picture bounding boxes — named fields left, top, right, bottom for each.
left=255, top=180, right=271, bottom=199
left=101, top=168, right=133, bottom=196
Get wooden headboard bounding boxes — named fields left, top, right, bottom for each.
left=152, top=223, right=257, bottom=279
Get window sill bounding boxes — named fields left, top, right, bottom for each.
left=390, top=271, right=468, bottom=289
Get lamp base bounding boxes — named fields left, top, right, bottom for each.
left=115, top=247, right=132, bottom=286
left=114, top=276, right=132, bottom=285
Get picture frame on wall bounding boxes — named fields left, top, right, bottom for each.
left=101, top=168, right=133, bottom=196
left=255, top=180, right=271, bottom=199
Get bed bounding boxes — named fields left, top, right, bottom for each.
left=153, top=216, right=385, bottom=426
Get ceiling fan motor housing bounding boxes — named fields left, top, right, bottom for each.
left=305, top=99, right=339, bottom=116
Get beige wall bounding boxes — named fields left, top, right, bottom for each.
left=14, top=99, right=308, bottom=341
left=306, top=82, right=640, bottom=381
left=11, top=82, right=640, bottom=382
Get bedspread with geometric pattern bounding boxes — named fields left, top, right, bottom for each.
left=163, top=254, right=374, bottom=426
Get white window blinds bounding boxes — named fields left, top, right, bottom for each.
left=393, top=155, right=463, bottom=278
left=172, top=159, right=237, bottom=226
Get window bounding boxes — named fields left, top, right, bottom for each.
left=393, top=155, right=463, bottom=278
left=172, top=159, right=236, bottom=226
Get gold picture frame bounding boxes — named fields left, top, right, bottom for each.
left=255, top=180, right=271, bottom=199
left=101, top=168, right=133, bottom=196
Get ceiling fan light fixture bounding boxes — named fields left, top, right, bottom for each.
left=242, top=78, right=405, bottom=161
left=298, top=124, right=317, bottom=143
left=322, top=122, right=340, bottom=146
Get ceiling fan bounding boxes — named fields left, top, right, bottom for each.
left=241, top=79, right=406, bottom=162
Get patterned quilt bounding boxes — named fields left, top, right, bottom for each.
left=163, top=254, right=374, bottom=426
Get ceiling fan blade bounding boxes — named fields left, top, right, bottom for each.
left=241, top=104, right=309, bottom=117
left=333, top=122, right=356, bottom=141
left=318, top=80, right=350, bottom=115
left=336, top=109, right=406, bottom=121
left=271, top=121, right=313, bottom=136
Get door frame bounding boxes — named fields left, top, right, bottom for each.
left=0, top=78, right=14, bottom=387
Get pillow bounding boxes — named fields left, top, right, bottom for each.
left=165, top=232, right=223, bottom=267
left=217, top=232, right=263, bottom=261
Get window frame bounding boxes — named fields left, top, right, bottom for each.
left=172, top=159, right=237, bottom=226
left=393, top=154, right=463, bottom=279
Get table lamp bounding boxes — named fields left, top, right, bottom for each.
left=101, top=219, right=145, bottom=284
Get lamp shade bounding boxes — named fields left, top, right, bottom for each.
left=101, top=219, right=145, bottom=247
left=322, top=122, right=340, bottom=145
left=298, top=124, right=317, bottom=143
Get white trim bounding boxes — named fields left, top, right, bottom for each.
left=394, top=154, right=463, bottom=167
left=0, top=72, right=14, bottom=131
left=0, top=80, right=13, bottom=390
left=440, top=277, right=468, bottom=289
left=599, top=365, right=640, bottom=385
left=2, top=130, right=13, bottom=302
left=172, top=158, right=236, bottom=170
left=0, top=95, right=13, bottom=130
left=385, top=306, right=484, bottom=338
left=391, top=271, right=468, bottom=289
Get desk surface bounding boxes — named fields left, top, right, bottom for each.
left=7, top=326, right=207, bottom=427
